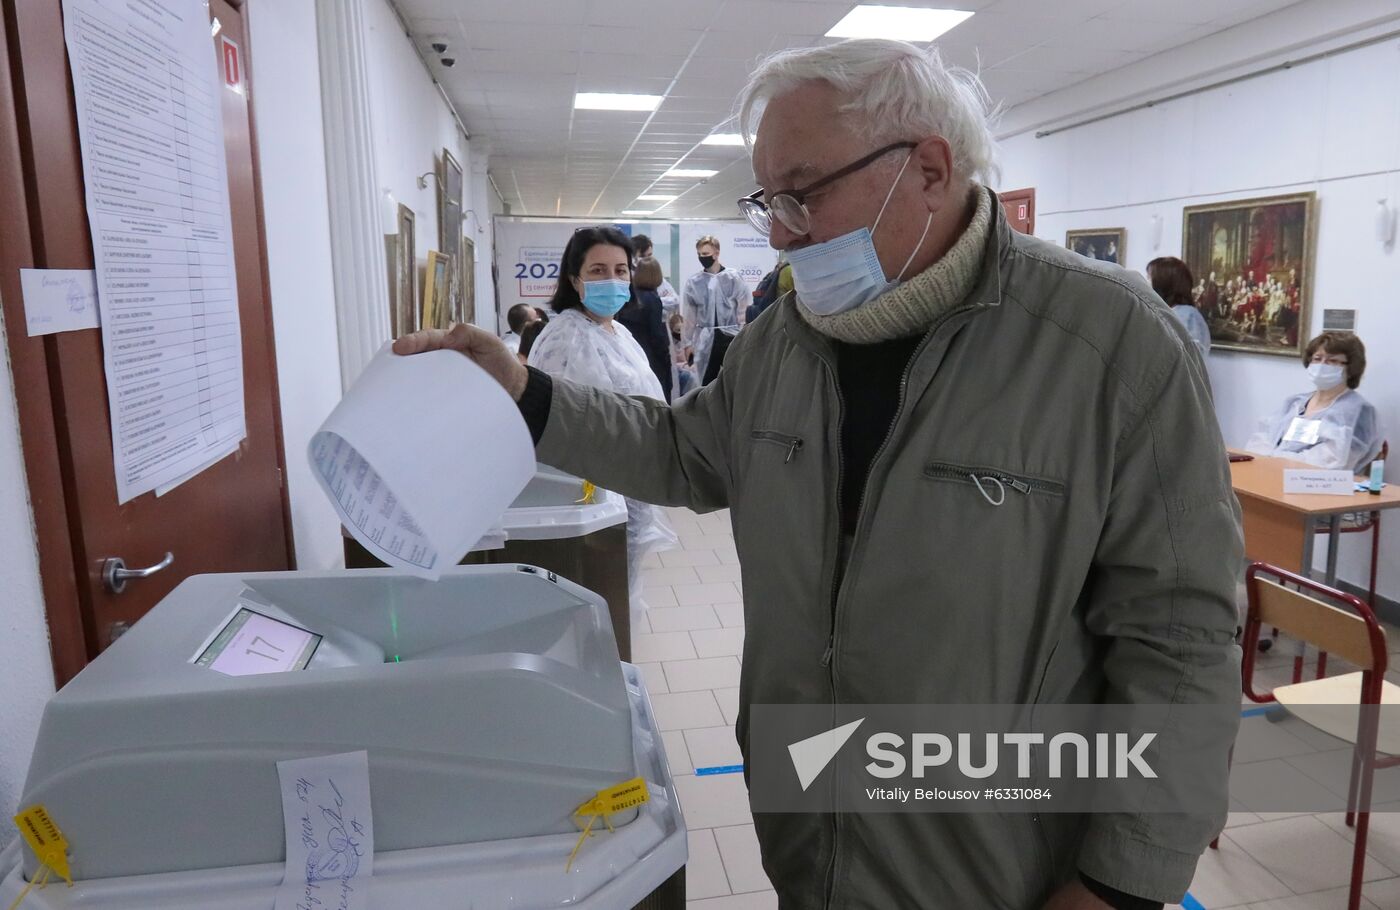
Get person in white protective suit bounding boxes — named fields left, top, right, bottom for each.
left=681, top=234, right=750, bottom=383
left=527, top=226, right=678, bottom=618
left=1245, top=331, right=1384, bottom=474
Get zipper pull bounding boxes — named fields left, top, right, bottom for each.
left=820, top=640, right=834, bottom=667
left=785, top=439, right=803, bottom=463
left=1000, top=475, right=1030, bottom=494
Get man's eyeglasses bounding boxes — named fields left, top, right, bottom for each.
left=737, top=141, right=916, bottom=237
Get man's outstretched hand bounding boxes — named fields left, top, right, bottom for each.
left=393, top=323, right=529, bottom=402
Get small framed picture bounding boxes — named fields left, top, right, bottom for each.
left=395, top=204, right=417, bottom=335
left=457, top=235, right=476, bottom=326
left=1065, top=228, right=1125, bottom=265
left=437, top=149, right=463, bottom=261
left=422, top=250, right=453, bottom=330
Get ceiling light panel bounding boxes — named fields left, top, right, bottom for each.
left=825, top=6, right=973, bottom=42
left=574, top=92, right=664, bottom=111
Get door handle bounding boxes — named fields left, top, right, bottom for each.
left=102, top=551, right=174, bottom=594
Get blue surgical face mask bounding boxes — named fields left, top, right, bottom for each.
left=787, top=151, right=933, bottom=317
left=580, top=278, right=630, bottom=318
left=1307, top=362, right=1345, bottom=391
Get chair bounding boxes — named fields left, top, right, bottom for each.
left=1232, top=562, right=1400, bottom=910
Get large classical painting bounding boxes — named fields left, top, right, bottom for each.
left=1182, top=192, right=1316, bottom=356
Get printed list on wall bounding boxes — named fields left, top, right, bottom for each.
left=62, top=0, right=246, bottom=504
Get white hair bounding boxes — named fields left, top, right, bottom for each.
left=737, top=39, right=1000, bottom=186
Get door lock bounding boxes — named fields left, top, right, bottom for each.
left=101, top=551, right=174, bottom=594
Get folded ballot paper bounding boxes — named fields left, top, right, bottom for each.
left=309, top=344, right=534, bottom=580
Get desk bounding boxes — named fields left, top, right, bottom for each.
left=1230, top=452, right=1400, bottom=587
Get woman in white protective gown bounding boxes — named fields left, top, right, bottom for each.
left=528, top=226, right=678, bottom=621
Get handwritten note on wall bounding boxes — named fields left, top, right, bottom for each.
left=20, top=269, right=101, bottom=336
left=275, top=751, right=374, bottom=910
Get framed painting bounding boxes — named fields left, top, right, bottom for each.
left=437, top=149, right=463, bottom=264
left=388, top=204, right=416, bottom=337
left=1065, top=228, right=1124, bottom=265
left=1182, top=192, right=1316, bottom=356
left=422, top=250, right=453, bottom=331
left=456, top=235, right=476, bottom=326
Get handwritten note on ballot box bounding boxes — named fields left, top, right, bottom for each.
left=1284, top=469, right=1355, bottom=495
left=276, top=751, right=375, bottom=910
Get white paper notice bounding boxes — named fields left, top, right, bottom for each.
left=1283, top=469, right=1354, bottom=495
left=275, top=751, right=374, bottom=910
left=309, top=346, right=534, bottom=580
left=20, top=269, right=101, bottom=336
left=62, top=0, right=248, bottom=504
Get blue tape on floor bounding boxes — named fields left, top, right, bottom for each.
left=1241, top=704, right=1284, bottom=718
left=695, top=764, right=745, bottom=776
left=1180, top=891, right=1206, bottom=910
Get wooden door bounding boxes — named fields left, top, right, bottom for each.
left=3, top=0, right=291, bottom=677
left=1000, top=187, right=1036, bottom=234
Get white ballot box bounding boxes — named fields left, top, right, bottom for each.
left=0, top=566, right=686, bottom=909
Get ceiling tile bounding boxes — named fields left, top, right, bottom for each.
left=397, top=0, right=1300, bottom=218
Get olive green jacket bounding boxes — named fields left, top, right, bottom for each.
left=535, top=200, right=1243, bottom=909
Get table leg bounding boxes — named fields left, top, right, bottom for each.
left=1301, top=516, right=1317, bottom=579
left=1296, top=516, right=1318, bottom=681
left=1325, top=516, right=1343, bottom=588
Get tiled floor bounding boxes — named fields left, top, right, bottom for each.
left=644, top=504, right=1400, bottom=910
left=640, top=507, right=775, bottom=908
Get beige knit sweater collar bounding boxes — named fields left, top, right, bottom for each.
left=796, top=186, right=992, bottom=345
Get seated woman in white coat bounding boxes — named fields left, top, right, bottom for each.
left=1244, top=331, right=1383, bottom=474
left=528, top=226, right=678, bottom=615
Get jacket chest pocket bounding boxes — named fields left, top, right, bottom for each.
left=923, top=460, right=1065, bottom=505
left=751, top=429, right=804, bottom=464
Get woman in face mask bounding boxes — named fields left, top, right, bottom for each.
left=528, top=226, right=678, bottom=622
left=1243, top=331, right=1383, bottom=474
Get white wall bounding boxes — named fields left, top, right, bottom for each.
left=362, top=0, right=493, bottom=330
left=248, top=0, right=344, bottom=572
left=0, top=326, right=55, bottom=851
left=998, top=30, right=1400, bottom=599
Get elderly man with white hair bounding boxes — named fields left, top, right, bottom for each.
left=398, top=38, right=1242, bottom=910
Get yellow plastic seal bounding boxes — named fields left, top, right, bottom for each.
left=566, top=777, right=650, bottom=872
left=13, top=806, right=72, bottom=886
left=576, top=481, right=597, bottom=505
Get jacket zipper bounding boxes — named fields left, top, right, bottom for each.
left=922, top=462, right=1065, bottom=496
left=816, top=303, right=982, bottom=910
left=750, top=430, right=804, bottom=464
left=813, top=353, right=844, bottom=910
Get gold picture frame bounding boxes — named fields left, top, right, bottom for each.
left=387, top=204, right=416, bottom=337
left=436, top=149, right=464, bottom=315
left=1182, top=192, right=1316, bottom=356
left=1065, top=228, right=1124, bottom=265
left=457, top=235, right=476, bottom=325
left=422, top=250, right=453, bottom=331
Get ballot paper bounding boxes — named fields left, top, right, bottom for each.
left=20, top=269, right=100, bottom=336
left=309, top=345, right=533, bottom=580
left=275, top=751, right=373, bottom=910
